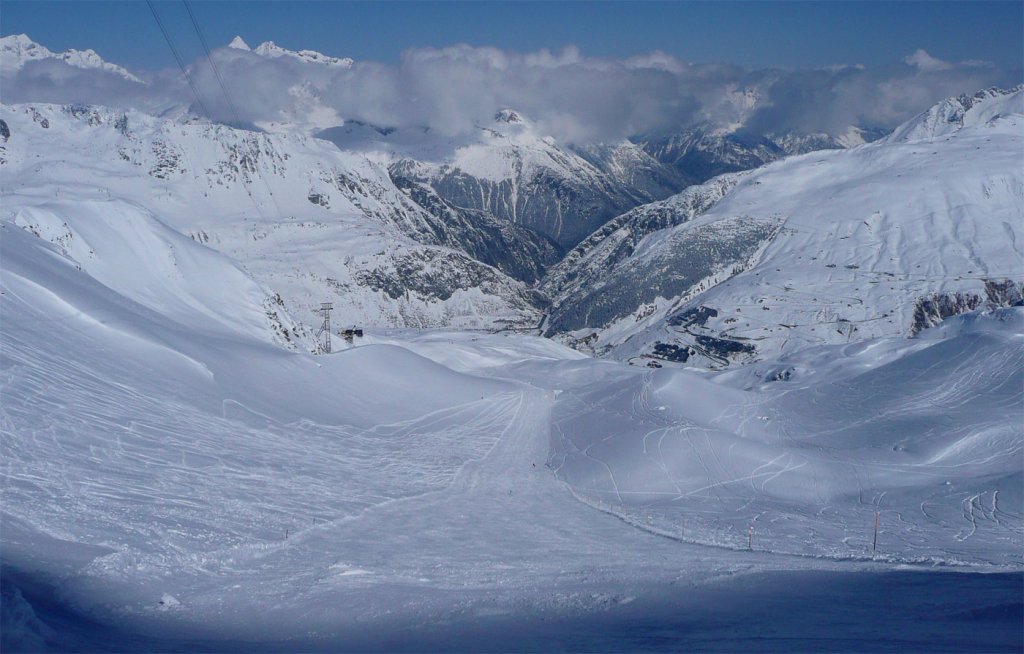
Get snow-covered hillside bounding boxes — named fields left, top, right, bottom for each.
left=1, top=34, right=1022, bottom=645
left=548, top=308, right=1022, bottom=565
left=0, top=103, right=541, bottom=333
left=540, top=174, right=742, bottom=310
left=2, top=194, right=1020, bottom=648
left=887, top=85, right=1024, bottom=142
left=544, top=86, right=1024, bottom=368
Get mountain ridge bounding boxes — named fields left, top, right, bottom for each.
left=540, top=85, right=1024, bottom=368
left=0, top=33, right=142, bottom=82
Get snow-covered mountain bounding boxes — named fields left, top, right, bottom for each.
left=633, top=124, right=887, bottom=188
left=0, top=35, right=889, bottom=260
left=320, top=109, right=876, bottom=256
left=1, top=53, right=1022, bottom=648
left=887, top=84, right=1024, bottom=142
left=542, top=86, right=1024, bottom=369
left=227, top=35, right=354, bottom=68
left=0, top=33, right=142, bottom=82
left=0, top=103, right=541, bottom=335
left=324, top=110, right=686, bottom=251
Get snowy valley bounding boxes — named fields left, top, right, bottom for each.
left=1, top=30, right=1022, bottom=653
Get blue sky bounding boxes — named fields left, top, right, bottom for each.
left=3, top=1, right=1022, bottom=72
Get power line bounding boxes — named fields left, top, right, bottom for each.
left=182, top=0, right=242, bottom=126
left=146, top=0, right=212, bottom=118
left=177, top=1, right=288, bottom=223
left=155, top=1, right=292, bottom=251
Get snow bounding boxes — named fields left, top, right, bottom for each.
left=250, top=40, right=353, bottom=68
left=551, top=86, right=1024, bottom=367
left=226, top=36, right=251, bottom=51
left=0, top=103, right=538, bottom=335
left=887, top=85, right=1024, bottom=143
left=2, top=194, right=1021, bottom=647
left=1, top=87, right=1021, bottom=650
left=0, top=34, right=142, bottom=83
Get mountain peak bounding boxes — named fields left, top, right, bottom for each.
left=227, top=36, right=251, bottom=51
left=494, top=109, right=526, bottom=125
left=1, top=33, right=38, bottom=48
left=0, top=33, right=141, bottom=83
left=252, top=40, right=353, bottom=67
left=1, top=33, right=50, bottom=58
left=887, top=84, right=1024, bottom=143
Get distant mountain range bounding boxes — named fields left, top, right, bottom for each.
left=2, top=34, right=1020, bottom=371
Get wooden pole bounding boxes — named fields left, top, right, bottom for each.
left=872, top=511, right=880, bottom=553
left=681, top=519, right=686, bottom=541
left=748, top=525, right=753, bottom=551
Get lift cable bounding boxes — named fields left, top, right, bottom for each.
left=146, top=0, right=212, bottom=119
left=182, top=0, right=243, bottom=126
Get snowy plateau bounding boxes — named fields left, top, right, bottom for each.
left=0, top=35, right=1022, bottom=653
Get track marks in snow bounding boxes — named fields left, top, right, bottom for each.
left=547, top=321, right=1023, bottom=567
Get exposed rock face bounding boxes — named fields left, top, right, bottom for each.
left=540, top=175, right=740, bottom=305
left=354, top=248, right=540, bottom=306
left=637, top=128, right=785, bottom=183
left=391, top=154, right=651, bottom=250
left=911, top=280, right=1024, bottom=335
left=570, top=140, right=690, bottom=206
left=542, top=214, right=783, bottom=335
left=390, top=172, right=563, bottom=285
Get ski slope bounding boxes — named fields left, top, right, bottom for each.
left=545, top=311, right=1023, bottom=565
left=2, top=194, right=1021, bottom=649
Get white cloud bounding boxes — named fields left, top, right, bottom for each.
left=1, top=39, right=1016, bottom=143
left=904, top=49, right=953, bottom=72
left=904, top=49, right=994, bottom=73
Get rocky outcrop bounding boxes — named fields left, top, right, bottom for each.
left=911, top=279, right=1024, bottom=335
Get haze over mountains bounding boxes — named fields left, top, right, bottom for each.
left=1, top=31, right=1022, bottom=652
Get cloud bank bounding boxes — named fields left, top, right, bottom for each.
left=2, top=38, right=1018, bottom=143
